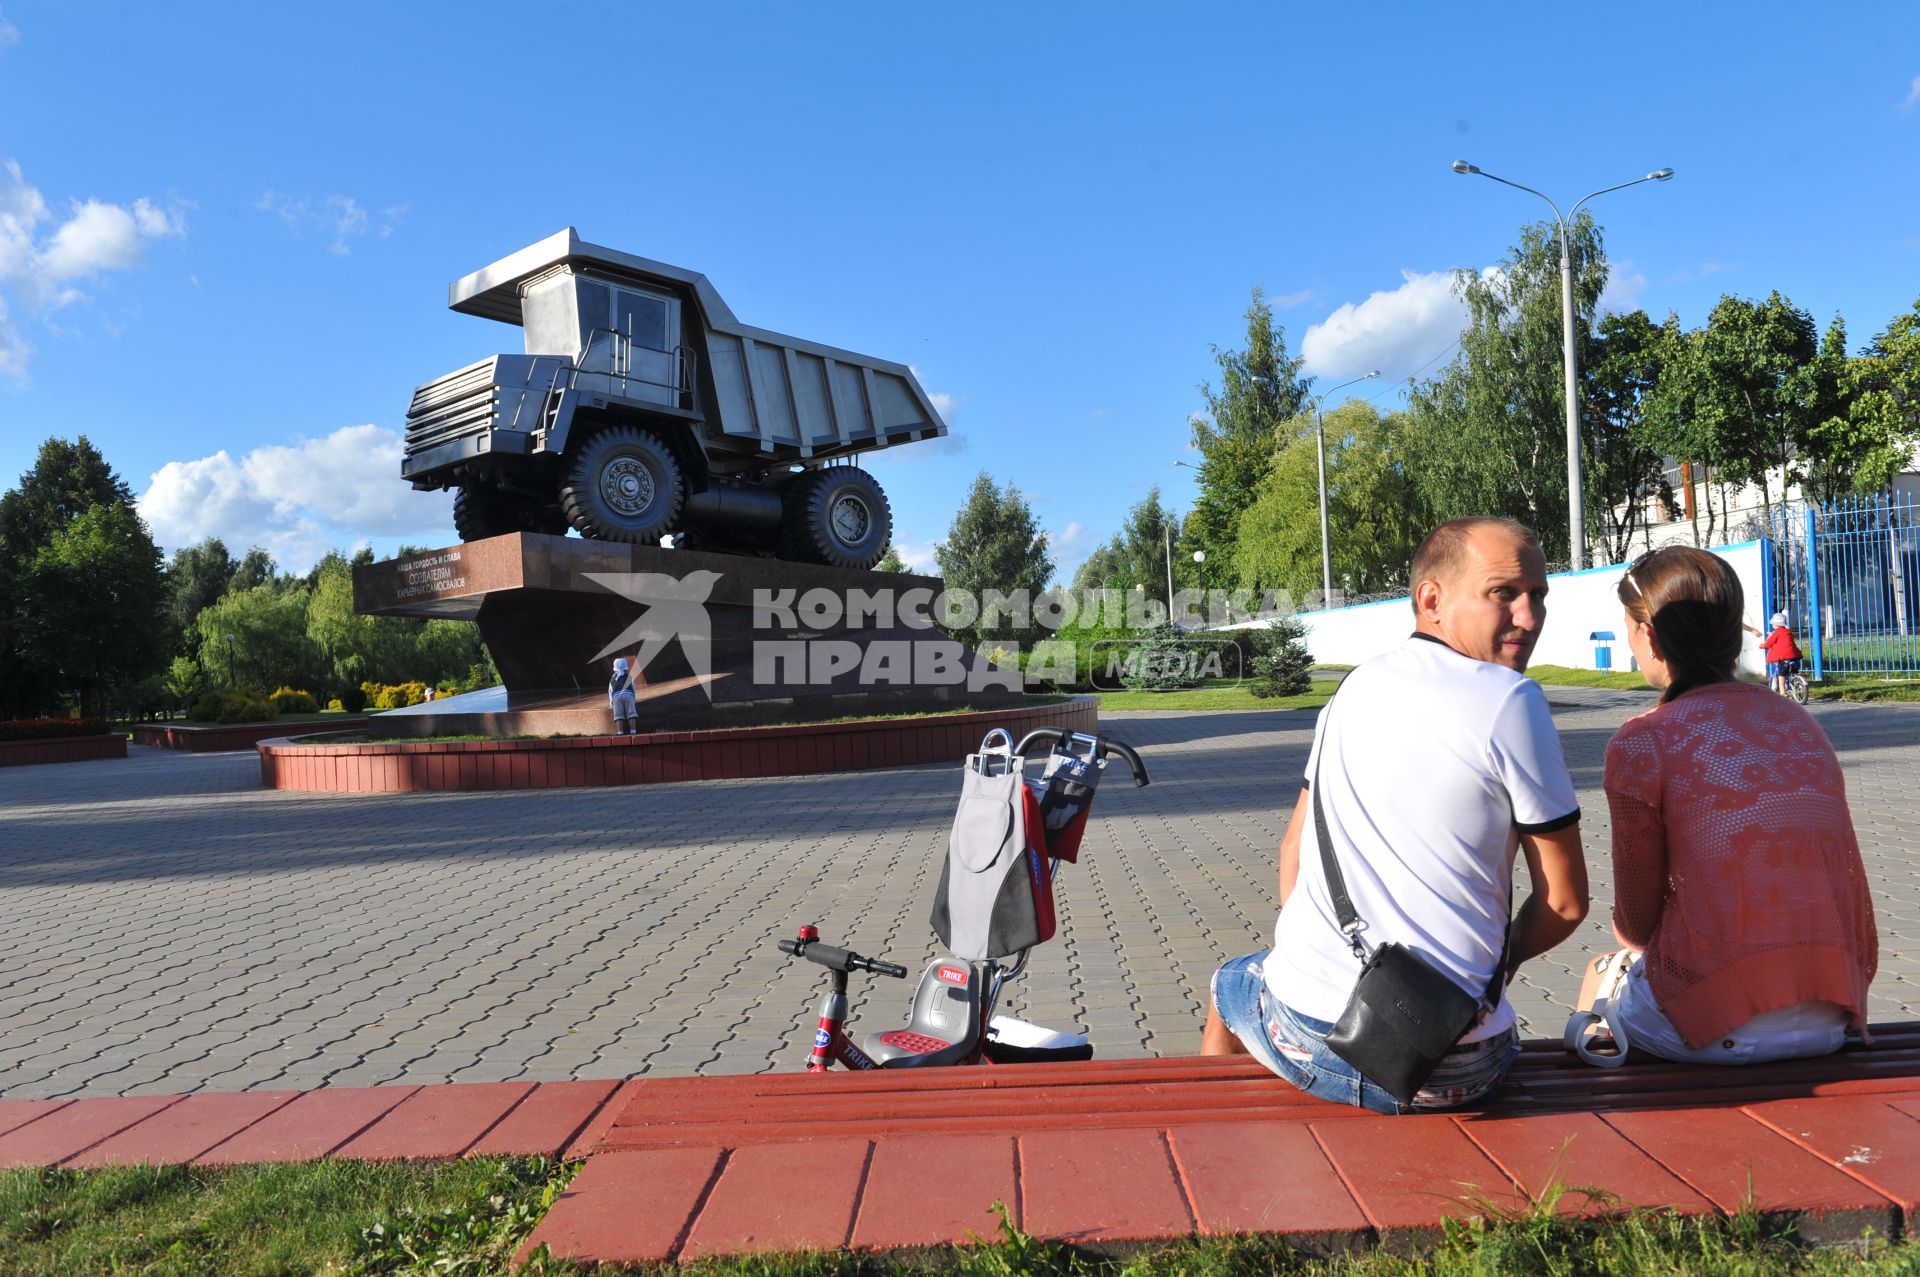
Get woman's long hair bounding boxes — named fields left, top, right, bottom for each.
left=1617, top=546, right=1745, bottom=703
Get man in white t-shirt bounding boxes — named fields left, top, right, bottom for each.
left=1201, top=516, right=1589, bottom=1113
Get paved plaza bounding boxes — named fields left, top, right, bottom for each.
left=1, top=691, right=1916, bottom=1101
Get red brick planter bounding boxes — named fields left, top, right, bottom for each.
left=0, top=733, right=127, bottom=768
left=258, top=698, right=1098, bottom=793
left=134, top=719, right=369, bottom=753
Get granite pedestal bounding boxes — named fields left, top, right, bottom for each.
left=352, top=534, right=1023, bottom=737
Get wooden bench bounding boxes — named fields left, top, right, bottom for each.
left=529, top=1023, right=1920, bottom=1265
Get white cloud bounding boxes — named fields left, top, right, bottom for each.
left=1902, top=74, right=1920, bottom=111
left=255, top=191, right=401, bottom=255
left=0, top=158, right=190, bottom=375
left=138, top=425, right=455, bottom=573
left=0, top=295, right=25, bottom=378
left=1269, top=288, right=1317, bottom=309
left=1598, top=259, right=1648, bottom=314
left=887, top=535, right=940, bottom=574
left=1301, top=269, right=1469, bottom=382
left=1056, top=521, right=1084, bottom=547
left=0, top=7, right=18, bottom=50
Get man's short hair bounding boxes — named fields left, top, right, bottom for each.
left=1408, top=517, right=1540, bottom=608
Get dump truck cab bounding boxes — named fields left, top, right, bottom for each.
left=400, top=229, right=946, bottom=569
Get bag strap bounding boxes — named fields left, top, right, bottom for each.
left=1309, top=700, right=1511, bottom=1010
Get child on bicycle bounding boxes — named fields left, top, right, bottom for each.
left=1743, top=611, right=1802, bottom=696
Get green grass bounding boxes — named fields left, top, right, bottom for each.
left=0, top=1156, right=572, bottom=1276
left=1094, top=680, right=1337, bottom=712
left=153, top=710, right=360, bottom=729
left=1811, top=675, right=1920, bottom=703
left=1526, top=665, right=1656, bottom=692
left=4, top=1162, right=1916, bottom=1276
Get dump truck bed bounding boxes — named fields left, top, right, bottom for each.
left=447, top=229, right=947, bottom=459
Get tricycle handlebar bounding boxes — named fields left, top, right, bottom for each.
left=777, top=935, right=908, bottom=978
left=1014, top=729, right=1150, bottom=787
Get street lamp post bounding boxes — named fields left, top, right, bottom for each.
left=1450, top=161, right=1674, bottom=570
left=1311, top=372, right=1379, bottom=606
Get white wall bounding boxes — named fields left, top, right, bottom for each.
left=1279, top=541, right=1767, bottom=678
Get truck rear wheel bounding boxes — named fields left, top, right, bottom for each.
left=561, top=426, right=686, bottom=543
left=781, top=467, right=892, bottom=570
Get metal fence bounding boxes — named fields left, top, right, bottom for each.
left=1765, top=492, right=1920, bottom=679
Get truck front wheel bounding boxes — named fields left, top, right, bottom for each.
left=561, top=426, right=686, bottom=543
left=782, top=467, right=893, bottom=570
left=453, top=487, right=566, bottom=542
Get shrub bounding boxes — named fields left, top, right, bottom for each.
left=1246, top=616, right=1315, bottom=698
left=271, top=686, right=319, bottom=714
left=0, top=717, right=111, bottom=742
left=336, top=684, right=368, bottom=714
left=188, top=689, right=281, bottom=724
left=327, top=698, right=344, bottom=712
left=364, top=680, right=429, bottom=710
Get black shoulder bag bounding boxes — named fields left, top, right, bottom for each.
left=1311, top=733, right=1510, bottom=1105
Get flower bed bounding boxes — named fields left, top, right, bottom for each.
left=258, top=697, right=1099, bottom=793
left=134, top=718, right=370, bottom=753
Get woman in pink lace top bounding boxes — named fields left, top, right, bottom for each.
left=1569, top=546, right=1877, bottom=1066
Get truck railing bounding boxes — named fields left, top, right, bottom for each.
left=569, top=327, right=698, bottom=413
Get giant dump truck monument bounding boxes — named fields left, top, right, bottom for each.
left=352, top=230, right=1020, bottom=735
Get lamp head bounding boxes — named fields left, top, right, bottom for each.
left=1364, top=370, right=1380, bottom=379
left=1649, top=168, right=1675, bottom=181
left=1451, top=161, right=1479, bottom=175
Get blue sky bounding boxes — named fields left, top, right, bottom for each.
left=2, top=2, right=1917, bottom=579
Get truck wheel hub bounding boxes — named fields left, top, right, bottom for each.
left=830, top=493, right=870, bottom=545
left=603, top=459, right=655, bottom=517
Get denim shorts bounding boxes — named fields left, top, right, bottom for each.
left=1212, top=950, right=1520, bottom=1115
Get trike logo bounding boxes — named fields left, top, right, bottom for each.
left=936, top=966, right=968, bottom=986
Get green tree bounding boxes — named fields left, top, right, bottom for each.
left=1831, top=298, right=1920, bottom=496
left=412, top=619, right=489, bottom=688
left=1188, top=289, right=1311, bottom=584
left=1584, top=310, right=1675, bottom=562
left=873, top=545, right=906, bottom=574
left=306, top=551, right=414, bottom=691
left=1406, top=215, right=1608, bottom=564
left=0, top=437, right=157, bottom=717
left=1687, top=291, right=1821, bottom=518
left=1234, top=402, right=1427, bottom=601
left=1116, top=488, right=1181, bottom=611
left=194, top=582, right=321, bottom=692
left=16, top=503, right=170, bottom=717
left=164, top=537, right=236, bottom=656
left=228, top=546, right=279, bottom=592
left=934, top=472, right=1054, bottom=650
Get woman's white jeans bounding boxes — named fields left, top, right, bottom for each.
left=1566, top=949, right=1847, bottom=1067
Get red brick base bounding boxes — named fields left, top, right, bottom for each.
left=0, top=734, right=126, bottom=768
left=258, top=697, right=1098, bottom=793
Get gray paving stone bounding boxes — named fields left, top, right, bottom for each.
left=2, top=701, right=1916, bottom=1098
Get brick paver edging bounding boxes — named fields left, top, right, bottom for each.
left=0, top=734, right=126, bottom=768
left=4, top=1027, right=1916, bottom=1265
left=526, top=1024, right=1920, bottom=1264
left=0, top=1079, right=625, bottom=1170
left=134, top=719, right=369, bottom=753
left=257, top=696, right=1098, bottom=792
